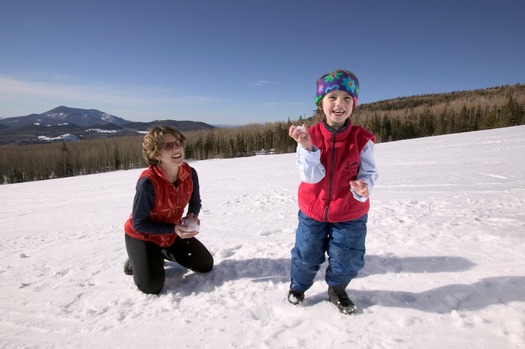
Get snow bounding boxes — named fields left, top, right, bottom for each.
left=1, top=126, right=524, bottom=349
left=85, top=129, right=118, bottom=134
left=37, top=133, right=80, bottom=142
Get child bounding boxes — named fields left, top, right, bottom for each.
left=124, top=126, right=213, bottom=294
left=287, top=69, right=378, bottom=314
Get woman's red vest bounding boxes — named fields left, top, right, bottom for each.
left=124, top=163, right=193, bottom=247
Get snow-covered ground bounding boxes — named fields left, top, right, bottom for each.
left=1, top=126, right=524, bottom=349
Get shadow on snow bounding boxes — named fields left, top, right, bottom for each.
left=161, top=254, right=525, bottom=314
left=350, top=275, right=525, bottom=314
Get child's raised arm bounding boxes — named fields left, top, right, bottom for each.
left=289, top=124, right=312, bottom=151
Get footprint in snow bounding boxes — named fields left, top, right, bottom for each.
left=259, top=230, right=281, bottom=237
left=216, top=244, right=243, bottom=259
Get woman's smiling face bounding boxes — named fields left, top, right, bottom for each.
left=157, top=133, right=185, bottom=166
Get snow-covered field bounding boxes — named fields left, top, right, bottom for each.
left=1, top=126, right=524, bottom=349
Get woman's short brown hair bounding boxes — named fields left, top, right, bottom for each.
left=142, top=126, right=186, bottom=166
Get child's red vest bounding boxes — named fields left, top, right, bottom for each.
left=124, top=163, right=193, bottom=247
left=298, top=122, right=375, bottom=223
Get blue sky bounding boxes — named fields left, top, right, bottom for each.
left=1, top=0, right=524, bottom=125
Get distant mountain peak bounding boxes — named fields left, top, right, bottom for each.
left=0, top=106, right=216, bottom=145
left=0, top=106, right=129, bottom=129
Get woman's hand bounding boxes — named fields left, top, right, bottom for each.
left=175, top=213, right=200, bottom=239
left=175, top=224, right=199, bottom=239
left=184, top=213, right=200, bottom=226
left=289, top=124, right=312, bottom=151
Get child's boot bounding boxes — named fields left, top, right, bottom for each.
left=287, top=290, right=305, bottom=305
left=328, top=286, right=356, bottom=315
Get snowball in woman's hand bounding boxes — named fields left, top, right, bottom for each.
left=185, top=219, right=200, bottom=232
left=296, top=125, right=306, bottom=133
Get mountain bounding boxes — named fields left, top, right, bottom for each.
left=0, top=106, right=215, bottom=145
left=0, top=106, right=129, bottom=129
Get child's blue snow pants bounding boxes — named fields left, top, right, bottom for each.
left=290, top=210, right=367, bottom=292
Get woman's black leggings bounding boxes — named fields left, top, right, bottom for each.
left=125, top=234, right=214, bottom=294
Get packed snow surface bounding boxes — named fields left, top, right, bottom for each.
left=1, top=126, right=524, bottom=348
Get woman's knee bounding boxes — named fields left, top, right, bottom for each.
left=135, top=275, right=164, bottom=295
left=194, top=254, right=214, bottom=273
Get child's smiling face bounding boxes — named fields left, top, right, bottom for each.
left=321, top=90, right=354, bottom=128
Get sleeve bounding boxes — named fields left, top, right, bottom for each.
left=131, top=177, right=175, bottom=234
left=187, top=167, right=202, bottom=216
left=296, top=144, right=326, bottom=183
left=351, top=140, right=379, bottom=202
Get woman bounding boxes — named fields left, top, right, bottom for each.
left=124, top=126, right=213, bottom=294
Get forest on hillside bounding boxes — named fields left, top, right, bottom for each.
left=353, top=85, right=524, bottom=142
left=1, top=84, right=523, bottom=184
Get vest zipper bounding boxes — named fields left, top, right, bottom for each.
left=324, top=131, right=337, bottom=222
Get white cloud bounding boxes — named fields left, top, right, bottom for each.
left=0, top=76, right=221, bottom=117
left=246, top=80, right=277, bottom=87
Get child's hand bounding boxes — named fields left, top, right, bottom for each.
left=289, top=124, right=312, bottom=151
left=350, top=180, right=369, bottom=198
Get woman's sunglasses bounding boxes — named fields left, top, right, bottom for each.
left=163, top=140, right=183, bottom=150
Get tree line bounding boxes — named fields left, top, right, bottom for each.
left=0, top=136, right=144, bottom=184
left=355, top=94, right=524, bottom=142
left=1, top=84, right=523, bottom=184
left=0, top=122, right=299, bottom=184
